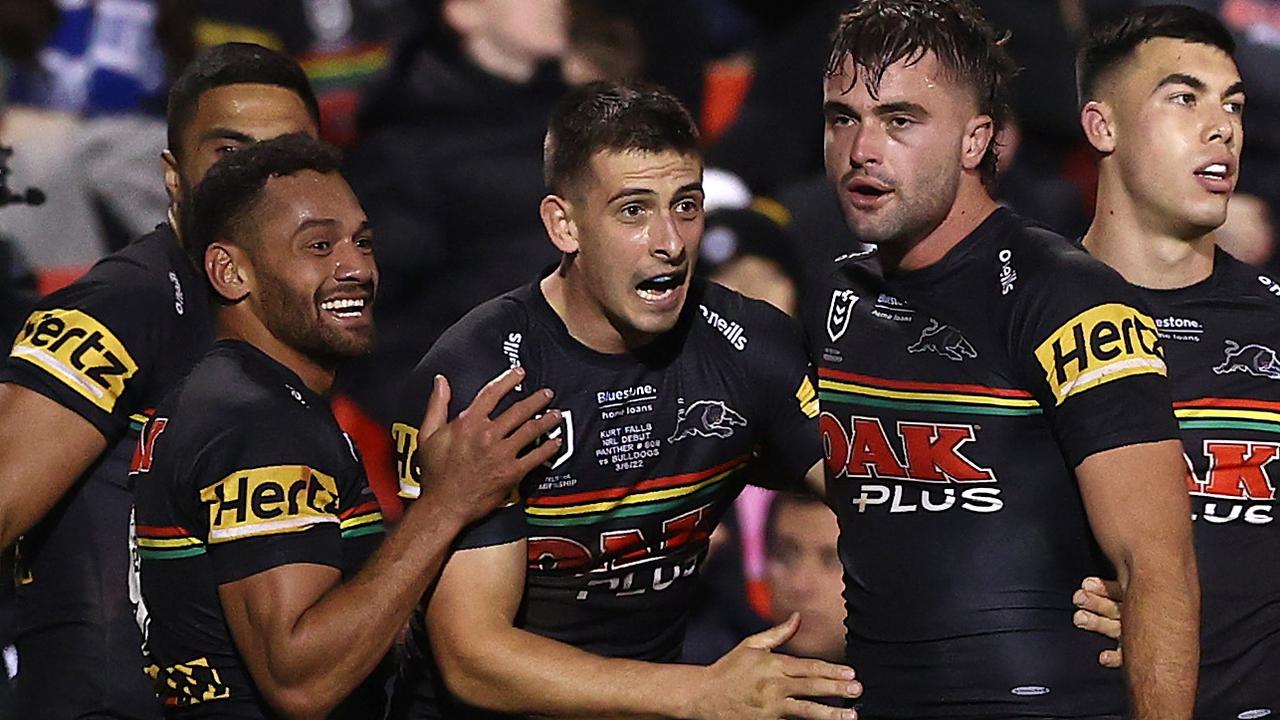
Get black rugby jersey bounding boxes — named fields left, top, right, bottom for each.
left=388, top=276, right=821, bottom=718
left=809, top=208, right=1178, bottom=718
left=0, top=223, right=212, bottom=719
left=1123, top=248, right=1280, bottom=719
left=131, top=340, right=386, bottom=718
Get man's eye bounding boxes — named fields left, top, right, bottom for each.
left=674, top=199, right=702, bottom=215
left=620, top=204, right=645, bottom=219
left=309, top=240, right=331, bottom=252
left=1225, top=100, right=1245, bottom=114
left=830, top=114, right=854, bottom=128
left=214, top=145, right=238, bottom=156
left=1173, top=92, right=1196, bottom=106
left=888, top=116, right=914, bottom=129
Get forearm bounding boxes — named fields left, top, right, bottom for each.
left=1120, top=549, right=1200, bottom=719
left=254, top=506, right=466, bottom=713
left=437, top=625, right=702, bottom=719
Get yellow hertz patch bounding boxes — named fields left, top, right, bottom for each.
left=796, top=376, right=819, bottom=419
left=199, top=465, right=339, bottom=543
left=1034, top=303, right=1166, bottom=405
left=391, top=422, right=421, bottom=499
left=9, top=308, right=139, bottom=412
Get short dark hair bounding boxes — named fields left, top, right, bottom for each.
left=544, top=80, right=700, bottom=196
left=185, top=133, right=342, bottom=269
left=764, top=492, right=829, bottom=549
left=825, top=0, right=1016, bottom=187
left=1077, top=5, right=1236, bottom=108
left=166, top=42, right=320, bottom=159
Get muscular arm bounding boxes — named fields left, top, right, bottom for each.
left=219, top=505, right=466, bottom=719
left=0, top=383, right=107, bottom=548
left=1077, top=438, right=1198, bottom=720
left=427, top=540, right=859, bottom=720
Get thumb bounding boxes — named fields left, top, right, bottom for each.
left=419, top=375, right=451, bottom=440
left=743, top=612, right=800, bottom=651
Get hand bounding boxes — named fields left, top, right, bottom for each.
left=416, top=368, right=562, bottom=524
left=1072, top=576, right=1124, bottom=668
left=692, top=613, right=860, bottom=720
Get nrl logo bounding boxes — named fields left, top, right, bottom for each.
left=669, top=400, right=747, bottom=443
left=908, top=319, right=977, bottom=362
left=827, top=289, right=858, bottom=342
left=1213, top=340, right=1280, bottom=380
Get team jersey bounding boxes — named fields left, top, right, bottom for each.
left=808, top=208, right=1179, bottom=718
left=1123, top=248, right=1280, bottom=718
left=131, top=339, right=387, bottom=718
left=0, top=223, right=212, bottom=719
left=387, top=276, right=821, bottom=718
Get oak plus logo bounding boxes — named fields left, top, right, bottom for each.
left=1186, top=440, right=1278, bottom=525
left=827, top=289, right=858, bottom=342
left=821, top=413, right=1002, bottom=514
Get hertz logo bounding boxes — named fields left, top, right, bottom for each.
left=1034, top=303, right=1165, bottom=405
left=199, top=465, right=339, bottom=543
left=391, top=422, right=421, bottom=499
left=9, top=308, right=139, bottom=412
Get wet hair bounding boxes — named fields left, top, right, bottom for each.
left=1077, top=5, right=1236, bottom=108
left=166, top=42, right=320, bottom=159
left=825, top=0, right=1016, bottom=186
left=185, top=133, right=342, bottom=269
left=544, top=80, right=700, bottom=197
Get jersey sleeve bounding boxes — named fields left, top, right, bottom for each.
left=736, top=294, right=823, bottom=481
left=0, top=266, right=170, bottom=440
left=180, top=414, right=347, bottom=584
left=389, top=299, right=532, bottom=550
left=1007, top=247, right=1178, bottom=468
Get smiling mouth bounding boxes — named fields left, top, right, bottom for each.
left=318, top=296, right=367, bottom=319
left=635, top=271, right=686, bottom=302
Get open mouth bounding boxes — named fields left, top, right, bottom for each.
left=635, top=270, right=687, bottom=303
left=1195, top=162, right=1230, bottom=182
left=318, top=296, right=368, bottom=319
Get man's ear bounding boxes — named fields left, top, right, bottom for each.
left=1081, top=100, right=1117, bottom=154
left=540, top=194, right=580, bottom=255
left=205, top=243, right=251, bottom=303
left=162, top=150, right=181, bottom=209
left=961, top=114, right=995, bottom=172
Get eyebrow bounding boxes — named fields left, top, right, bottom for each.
left=200, top=128, right=256, bottom=146
left=822, top=100, right=930, bottom=119
left=1225, top=81, right=1247, bottom=98
left=292, top=218, right=371, bottom=237
left=1154, top=73, right=1206, bottom=93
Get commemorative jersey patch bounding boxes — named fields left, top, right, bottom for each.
left=199, top=465, right=339, bottom=543
left=1034, top=303, right=1166, bottom=405
left=9, top=307, right=139, bottom=412
left=391, top=422, right=420, bottom=498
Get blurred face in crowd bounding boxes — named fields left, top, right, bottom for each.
left=219, top=170, right=377, bottom=368
left=164, top=84, right=319, bottom=222
left=711, top=257, right=797, bottom=317
left=767, top=498, right=845, bottom=662
left=446, top=0, right=569, bottom=67
left=823, top=52, right=993, bottom=248
left=1086, top=38, right=1244, bottom=238
left=550, top=149, right=704, bottom=352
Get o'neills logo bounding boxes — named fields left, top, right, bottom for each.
left=9, top=308, right=139, bottom=412
left=699, top=305, right=748, bottom=351
left=1034, top=303, right=1165, bottom=405
left=200, top=465, right=339, bottom=543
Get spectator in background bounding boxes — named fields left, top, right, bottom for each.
left=340, top=0, right=569, bottom=424
left=698, top=206, right=803, bottom=317
left=765, top=493, right=844, bottom=663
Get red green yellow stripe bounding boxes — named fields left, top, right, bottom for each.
left=1175, top=397, right=1280, bottom=434
left=339, top=501, right=385, bottom=539
left=818, top=368, right=1041, bottom=417
left=525, top=455, right=750, bottom=527
left=136, top=525, right=205, bottom=560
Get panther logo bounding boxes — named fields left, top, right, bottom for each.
left=908, top=319, right=977, bottom=362
left=1213, top=340, right=1280, bottom=380
left=668, top=400, right=747, bottom=442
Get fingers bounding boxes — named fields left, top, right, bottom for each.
left=418, top=375, right=451, bottom=440
left=1099, top=647, right=1124, bottom=669
left=512, top=434, right=564, bottom=477
left=780, top=697, right=858, bottom=720
left=782, top=675, right=863, bottom=699
left=1081, top=576, right=1123, bottom=601
left=465, top=367, right=526, bottom=418
left=1073, top=609, right=1121, bottom=639
left=492, top=388, right=555, bottom=438
left=1073, top=584, right=1122, bottom=621
left=781, top=656, right=858, bottom=682
left=742, top=612, right=800, bottom=651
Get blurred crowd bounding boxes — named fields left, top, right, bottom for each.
left=2, top=0, right=1279, bottom=682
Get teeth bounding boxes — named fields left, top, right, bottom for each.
left=1201, top=163, right=1228, bottom=176
left=320, top=298, right=365, bottom=312
left=637, top=287, right=674, bottom=301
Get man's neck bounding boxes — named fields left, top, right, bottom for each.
left=217, top=313, right=335, bottom=396
left=1083, top=178, right=1216, bottom=290
left=881, top=184, right=1000, bottom=274
left=541, top=269, right=657, bottom=355
left=464, top=35, right=540, bottom=84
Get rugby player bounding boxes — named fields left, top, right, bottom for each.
left=0, top=43, right=323, bottom=719
left=809, top=1, right=1199, bottom=717
left=1070, top=6, right=1280, bottom=717
left=131, top=133, right=562, bottom=718
left=388, top=81, right=860, bottom=719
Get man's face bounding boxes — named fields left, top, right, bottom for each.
left=767, top=500, right=845, bottom=661
left=474, top=0, right=568, bottom=62
left=569, top=149, right=704, bottom=341
left=245, top=170, right=377, bottom=366
left=1102, top=38, right=1244, bottom=236
left=168, top=83, right=319, bottom=212
left=823, top=52, right=985, bottom=247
